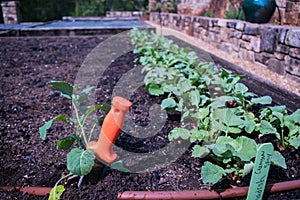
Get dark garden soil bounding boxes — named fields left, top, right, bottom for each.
left=0, top=35, right=299, bottom=200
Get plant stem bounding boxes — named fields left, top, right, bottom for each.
left=52, top=173, right=73, bottom=199
left=72, top=99, right=88, bottom=146
left=54, top=173, right=73, bottom=188
left=281, top=129, right=285, bottom=148
left=88, top=123, right=97, bottom=142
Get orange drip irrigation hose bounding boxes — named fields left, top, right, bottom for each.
left=0, top=186, right=52, bottom=196
left=0, top=179, right=299, bottom=198
left=118, top=179, right=300, bottom=200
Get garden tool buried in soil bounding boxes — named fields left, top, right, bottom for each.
left=87, top=96, right=132, bottom=164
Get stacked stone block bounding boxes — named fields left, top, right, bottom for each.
left=1, top=1, right=20, bottom=24
left=275, top=0, right=300, bottom=26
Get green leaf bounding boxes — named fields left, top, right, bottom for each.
left=251, top=96, right=272, bottom=105
left=234, top=83, right=248, bottom=94
left=178, top=128, right=190, bottom=140
left=39, top=114, right=69, bottom=140
left=260, top=107, right=270, bottom=118
left=169, top=127, right=191, bottom=140
left=168, top=129, right=178, bottom=141
left=189, top=90, right=200, bottom=107
left=244, top=113, right=256, bottom=134
left=272, top=151, right=287, bottom=169
left=53, top=114, right=68, bottom=123
left=198, top=107, right=210, bottom=120
left=190, top=129, right=207, bottom=143
left=147, top=83, right=164, bottom=96
left=201, top=161, right=224, bottom=184
left=224, top=168, right=235, bottom=174
left=259, top=120, right=280, bottom=139
left=286, top=109, right=300, bottom=124
left=289, top=136, right=300, bottom=149
left=228, top=127, right=242, bottom=134
left=80, top=86, right=95, bottom=96
left=213, top=108, right=244, bottom=127
left=285, top=121, right=299, bottom=136
left=50, top=81, right=74, bottom=99
left=234, top=136, right=257, bottom=161
left=67, top=148, right=95, bottom=176
left=225, top=108, right=244, bottom=126
left=214, top=136, right=257, bottom=161
left=176, top=78, right=193, bottom=94
left=244, top=120, right=256, bottom=133
left=110, top=160, right=130, bottom=173
left=69, top=117, right=77, bottom=123
left=220, top=68, right=231, bottom=78
left=48, top=185, right=65, bottom=200
left=269, top=105, right=287, bottom=113
left=210, top=120, right=226, bottom=133
left=272, top=111, right=284, bottom=125
left=77, top=95, right=88, bottom=103
left=57, top=134, right=77, bottom=150
left=214, top=136, right=236, bottom=158
left=39, top=119, right=53, bottom=140
left=98, top=117, right=105, bottom=126
left=161, top=98, right=177, bottom=110
left=210, top=96, right=234, bottom=109
left=85, top=105, right=103, bottom=116
left=199, top=95, right=209, bottom=107
left=192, top=145, right=210, bottom=158
left=216, top=136, right=236, bottom=146
left=76, top=86, right=94, bottom=102
left=98, top=103, right=111, bottom=113
left=212, top=144, right=232, bottom=157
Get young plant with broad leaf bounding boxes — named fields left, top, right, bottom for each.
left=39, top=81, right=110, bottom=200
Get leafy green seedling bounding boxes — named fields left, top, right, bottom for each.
left=260, top=106, right=300, bottom=148
left=39, top=81, right=110, bottom=200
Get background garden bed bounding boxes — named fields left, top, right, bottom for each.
left=0, top=35, right=299, bottom=199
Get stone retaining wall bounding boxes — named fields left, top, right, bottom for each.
left=150, top=12, right=300, bottom=82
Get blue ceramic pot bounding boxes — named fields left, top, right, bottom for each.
left=242, top=0, right=276, bottom=23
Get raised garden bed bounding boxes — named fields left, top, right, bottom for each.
left=0, top=32, right=299, bottom=199
left=0, top=18, right=154, bottom=37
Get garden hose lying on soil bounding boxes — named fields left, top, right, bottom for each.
left=2, top=179, right=299, bottom=199
left=117, top=179, right=300, bottom=200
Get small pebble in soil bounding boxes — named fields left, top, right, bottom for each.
left=25, top=155, right=33, bottom=160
